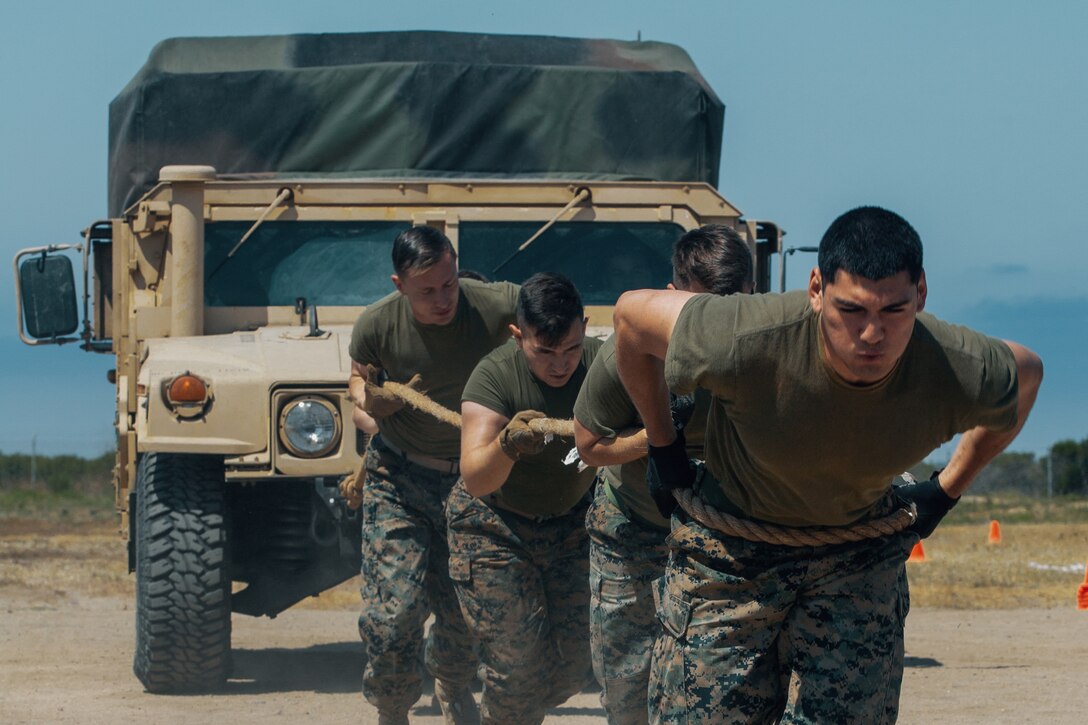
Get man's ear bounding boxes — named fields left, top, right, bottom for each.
left=508, top=323, right=523, bottom=345
left=916, top=270, right=927, bottom=313
left=808, top=267, right=824, bottom=314
left=391, top=274, right=404, bottom=294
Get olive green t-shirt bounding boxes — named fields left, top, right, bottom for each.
left=573, top=334, right=710, bottom=530
left=463, top=336, right=603, bottom=516
left=349, top=279, right=519, bottom=459
left=665, top=290, right=1019, bottom=527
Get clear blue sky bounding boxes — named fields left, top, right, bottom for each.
left=1, top=0, right=1084, bottom=457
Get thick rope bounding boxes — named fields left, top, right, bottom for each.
left=381, top=380, right=464, bottom=428
left=340, top=381, right=574, bottom=507
left=379, top=380, right=574, bottom=436
left=673, top=488, right=917, bottom=547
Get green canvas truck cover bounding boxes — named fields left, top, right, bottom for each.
left=108, top=31, right=725, bottom=216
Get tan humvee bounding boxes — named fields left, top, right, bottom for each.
left=13, top=32, right=784, bottom=694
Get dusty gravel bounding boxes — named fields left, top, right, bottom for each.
left=3, top=595, right=1086, bottom=723
left=1, top=518, right=1086, bottom=723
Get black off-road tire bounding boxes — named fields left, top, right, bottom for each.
left=133, top=452, right=231, bottom=692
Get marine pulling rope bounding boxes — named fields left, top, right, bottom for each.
left=344, top=382, right=915, bottom=546
left=339, top=380, right=574, bottom=508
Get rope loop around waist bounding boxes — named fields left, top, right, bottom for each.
left=673, top=488, right=917, bottom=547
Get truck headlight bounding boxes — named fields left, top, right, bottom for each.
left=279, top=396, right=341, bottom=458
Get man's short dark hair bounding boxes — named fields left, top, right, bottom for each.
left=457, top=269, right=489, bottom=282
left=516, top=272, right=584, bottom=347
left=392, top=226, right=457, bottom=276
left=818, top=206, right=923, bottom=284
left=672, top=224, right=753, bottom=295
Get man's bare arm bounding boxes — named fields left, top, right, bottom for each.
left=574, top=417, right=648, bottom=467
left=460, top=401, right=516, bottom=497
left=939, top=341, right=1044, bottom=498
left=613, top=289, right=695, bottom=446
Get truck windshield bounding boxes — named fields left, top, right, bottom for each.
left=204, top=221, right=408, bottom=306
left=204, top=219, right=685, bottom=307
left=459, top=221, right=684, bottom=305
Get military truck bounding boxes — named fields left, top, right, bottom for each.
left=13, top=31, right=783, bottom=693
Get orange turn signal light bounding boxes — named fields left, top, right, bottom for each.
left=167, top=374, right=208, bottom=403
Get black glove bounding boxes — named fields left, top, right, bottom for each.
left=895, top=470, right=959, bottom=539
left=669, top=392, right=697, bottom=430
left=646, top=427, right=695, bottom=519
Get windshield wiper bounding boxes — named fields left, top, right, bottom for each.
left=208, top=187, right=294, bottom=279
left=492, top=187, right=590, bottom=275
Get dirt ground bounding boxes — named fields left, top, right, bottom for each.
left=1, top=518, right=1086, bottom=723
left=3, top=589, right=1085, bottom=722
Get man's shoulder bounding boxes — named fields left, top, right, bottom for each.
left=591, top=334, right=617, bottom=367
left=477, top=338, right=520, bottom=367
left=915, top=312, right=998, bottom=350
left=460, top=279, right=520, bottom=309
left=909, top=312, right=1018, bottom=426
left=353, top=289, right=403, bottom=330
left=579, top=335, right=621, bottom=396
left=583, top=334, right=605, bottom=360
left=677, top=289, right=811, bottom=341
left=463, top=340, right=520, bottom=401
left=913, top=312, right=1013, bottom=368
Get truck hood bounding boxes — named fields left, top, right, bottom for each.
left=139, top=324, right=355, bottom=385
left=134, top=324, right=356, bottom=457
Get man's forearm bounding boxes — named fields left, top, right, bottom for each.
left=460, top=402, right=517, bottom=497
left=461, top=439, right=515, bottom=497
left=616, top=355, right=673, bottom=446
left=575, top=422, right=648, bottom=466
left=613, top=290, right=682, bottom=447
left=348, top=361, right=375, bottom=412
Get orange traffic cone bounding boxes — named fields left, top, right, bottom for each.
left=908, top=540, right=926, bottom=562
left=1077, top=560, right=1088, bottom=611
left=988, top=520, right=1002, bottom=545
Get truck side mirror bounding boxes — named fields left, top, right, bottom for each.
left=18, top=253, right=79, bottom=340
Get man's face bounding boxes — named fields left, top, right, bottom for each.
left=809, top=267, right=926, bottom=385
left=391, top=251, right=460, bottom=326
left=512, top=318, right=587, bottom=388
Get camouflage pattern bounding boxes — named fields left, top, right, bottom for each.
left=358, top=442, right=478, bottom=717
left=649, top=496, right=914, bottom=724
left=587, top=481, right=670, bottom=725
left=446, top=481, right=594, bottom=724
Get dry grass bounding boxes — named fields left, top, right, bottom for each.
left=0, top=516, right=364, bottom=610
left=907, top=521, right=1088, bottom=608
left=0, top=518, right=133, bottom=603
left=3, top=499, right=1086, bottom=612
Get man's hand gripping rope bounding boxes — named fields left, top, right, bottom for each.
left=339, top=374, right=575, bottom=508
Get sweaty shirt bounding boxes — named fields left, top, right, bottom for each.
left=573, top=334, right=709, bottom=530
left=665, top=290, right=1019, bottom=527
left=462, top=336, right=603, bottom=516
left=349, top=278, right=519, bottom=459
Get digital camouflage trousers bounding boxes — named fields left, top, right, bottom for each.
left=587, top=482, right=670, bottom=725
left=650, top=498, right=915, bottom=724
left=446, top=481, right=595, bottom=725
left=357, top=443, right=478, bottom=717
